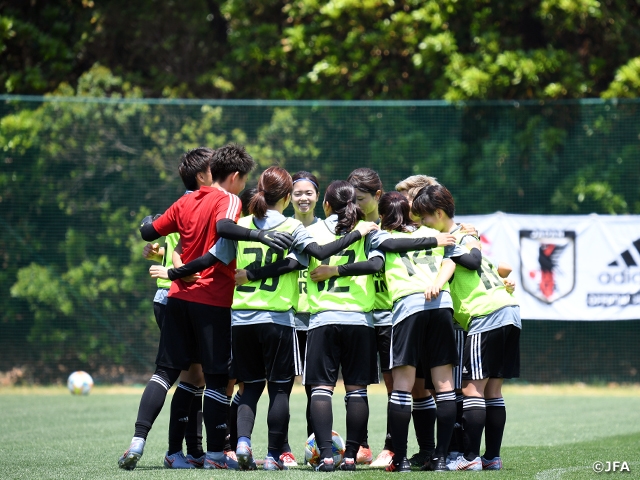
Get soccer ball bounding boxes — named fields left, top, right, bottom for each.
left=67, top=371, right=94, bottom=395
left=304, top=431, right=345, bottom=467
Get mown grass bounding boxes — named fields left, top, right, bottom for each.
left=1, top=383, right=638, bottom=479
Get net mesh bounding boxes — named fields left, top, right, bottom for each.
left=1, top=96, right=638, bottom=384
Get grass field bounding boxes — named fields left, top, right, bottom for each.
left=1, top=383, right=639, bottom=479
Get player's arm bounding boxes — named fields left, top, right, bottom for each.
left=139, top=214, right=162, bottom=241
left=301, top=222, right=379, bottom=260
left=425, top=258, right=456, bottom=301
left=237, top=257, right=305, bottom=286
left=377, top=232, right=456, bottom=253
left=450, top=237, right=482, bottom=270
left=497, top=262, right=512, bottom=278
left=143, top=242, right=164, bottom=262
left=216, top=218, right=294, bottom=253
left=309, top=256, right=384, bottom=282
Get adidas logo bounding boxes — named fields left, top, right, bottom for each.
left=178, top=416, right=189, bottom=423
left=462, top=367, right=468, bottom=374
left=608, top=238, right=640, bottom=267
left=215, top=423, right=228, bottom=429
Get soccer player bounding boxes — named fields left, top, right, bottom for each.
left=347, top=168, right=394, bottom=467
left=377, top=191, right=482, bottom=473
left=412, top=184, right=521, bottom=471
left=289, top=170, right=322, bottom=462
left=142, top=176, right=205, bottom=468
left=119, top=145, right=293, bottom=471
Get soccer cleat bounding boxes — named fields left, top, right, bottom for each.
left=481, top=456, right=503, bottom=470
left=316, top=457, right=335, bottom=472
left=280, top=451, right=298, bottom=467
left=408, top=449, right=433, bottom=467
left=264, top=454, right=288, bottom=470
left=235, top=441, right=257, bottom=470
left=356, top=445, right=373, bottom=464
left=203, top=452, right=240, bottom=470
left=164, top=451, right=195, bottom=469
left=118, top=437, right=145, bottom=470
left=224, top=449, right=238, bottom=462
left=447, top=455, right=482, bottom=471
left=339, top=457, right=356, bottom=471
left=385, top=456, right=411, bottom=472
left=186, top=453, right=205, bottom=468
left=446, top=451, right=460, bottom=470
left=370, top=449, right=394, bottom=467
left=421, top=456, right=448, bottom=471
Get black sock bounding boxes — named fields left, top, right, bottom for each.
left=412, top=396, right=436, bottom=452
left=267, top=380, right=293, bottom=454
left=344, top=389, right=369, bottom=459
left=310, top=388, right=334, bottom=459
left=202, top=373, right=230, bottom=452
left=185, top=385, right=204, bottom=457
left=228, top=391, right=241, bottom=451
left=462, top=396, right=486, bottom=460
left=168, top=382, right=197, bottom=454
left=304, top=384, right=313, bottom=437
left=434, top=390, right=456, bottom=459
left=237, top=381, right=265, bottom=440
left=388, top=390, right=412, bottom=459
left=383, top=392, right=393, bottom=451
left=484, top=397, right=506, bottom=459
left=134, top=367, right=180, bottom=439
left=447, top=393, right=464, bottom=454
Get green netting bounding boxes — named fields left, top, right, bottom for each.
left=1, top=96, right=638, bottom=384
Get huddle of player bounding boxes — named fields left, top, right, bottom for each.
left=119, top=143, right=521, bottom=473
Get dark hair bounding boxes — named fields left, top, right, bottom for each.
left=291, top=170, right=320, bottom=193
left=411, top=184, right=456, bottom=219
left=249, top=166, right=293, bottom=219
left=324, top=180, right=364, bottom=235
left=178, top=147, right=215, bottom=191
left=239, top=186, right=258, bottom=217
left=378, top=191, right=416, bottom=233
left=210, top=143, right=256, bottom=182
left=347, top=167, right=383, bottom=195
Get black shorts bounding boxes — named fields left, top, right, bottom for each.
left=297, top=330, right=308, bottom=372
left=153, top=302, right=166, bottom=330
left=390, top=308, right=458, bottom=370
left=462, top=325, right=521, bottom=381
left=423, top=327, right=466, bottom=390
left=232, top=323, right=300, bottom=383
left=375, top=325, right=392, bottom=373
left=304, top=324, right=378, bottom=387
left=156, top=297, right=231, bottom=376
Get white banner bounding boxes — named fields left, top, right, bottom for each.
left=455, top=213, right=640, bottom=321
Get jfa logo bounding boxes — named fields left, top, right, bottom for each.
left=520, top=230, right=576, bottom=304
left=592, top=460, right=630, bottom=473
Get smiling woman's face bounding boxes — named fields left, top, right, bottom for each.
left=291, top=180, right=319, bottom=215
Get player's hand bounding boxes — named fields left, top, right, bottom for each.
left=235, top=269, right=249, bottom=286
left=182, top=274, right=200, bottom=283
left=252, top=230, right=294, bottom=253
left=149, top=265, right=170, bottom=280
left=424, top=285, right=442, bottom=301
left=355, top=221, right=379, bottom=236
left=459, top=223, right=478, bottom=237
left=435, top=233, right=456, bottom=247
left=310, top=265, right=339, bottom=282
left=143, top=242, right=162, bottom=260
left=503, top=278, right=516, bottom=294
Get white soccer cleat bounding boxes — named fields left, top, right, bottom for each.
left=118, top=437, right=145, bottom=470
left=447, top=455, right=482, bottom=471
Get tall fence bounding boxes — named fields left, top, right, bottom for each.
left=1, top=96, right=638, bottom=385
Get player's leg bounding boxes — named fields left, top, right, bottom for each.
left=421, top=308, right=458, bottom=472
left=231, top=324, right=264, bottom=470
left=305, top=324, right=339, bottom=471
left=340, top=325, right=377, bottom=471
left=447, top=327, right=466, bottom=463
left=386, top=312, right=424, bottom=472
left=262, top=323, right=297, bottom=470
left=369, top=325, right=394, bottom=467
left=409, top=371, right=436, bottom=466
left=119, top=297, right=191, bottom=470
